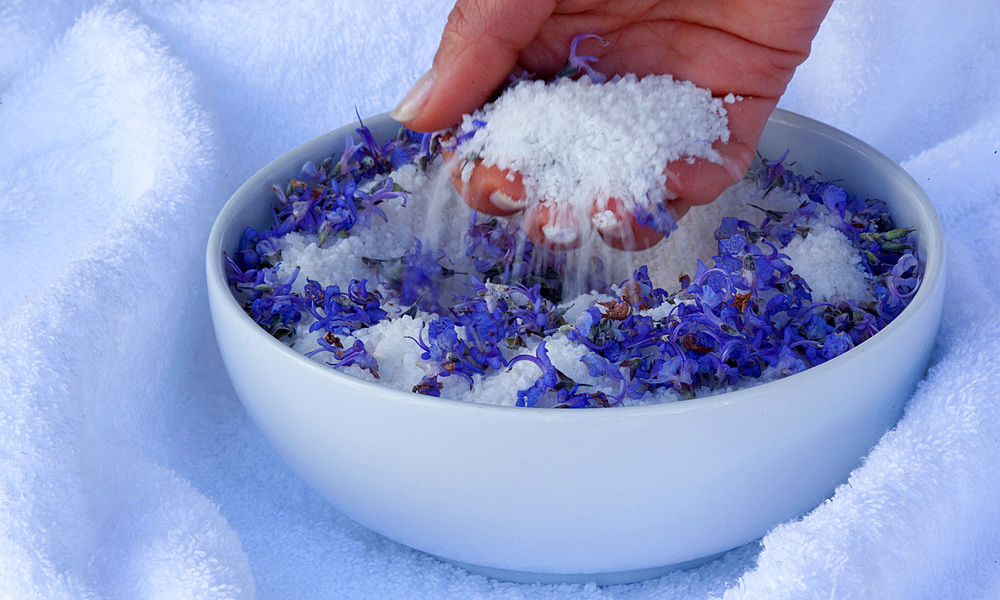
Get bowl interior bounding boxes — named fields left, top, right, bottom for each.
left=206, top=108, right=944, bottom=415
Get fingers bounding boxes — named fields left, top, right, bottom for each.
left=446, top=154, right=590, bottom=251
left=523, top=202, right=590, bottom=252
left=441, top=147, right=527, bottom=216
left=453, top=160, right=529, bottom=216
left=663, top=152, right=751, bottom=219
left=664, top=96, right=776, bottom=217
left=449, top=98, right=774, bottom=251
left=444, top=96, right=776, bottom=251
left=443, top=152, right=594, bottom=250
left=392, top=0, right=557, bottom=132
left=450, top=159, right=667, bottom=251
left=591, top=197, right=666, bottom=251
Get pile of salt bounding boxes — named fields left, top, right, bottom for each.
left=455, top=74, right=733, bottom=217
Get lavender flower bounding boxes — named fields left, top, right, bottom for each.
left=408, top=317, right=479, bottom=389
left=307, top=338, right=380, bottom=379
left=365, top=237, right=456, bottom=312
left=303, top=278, right=387, bottom=335
left=633, top=201, right=679, bottom=236
left=241, top=266, right=306, bottom=339
left=557, top=32, right=608, bottom=83
left=507, top=342, right=582, bottom=407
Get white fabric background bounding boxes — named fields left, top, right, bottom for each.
left=1, top=1, right=998, bottom=598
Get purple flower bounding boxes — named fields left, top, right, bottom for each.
left=887, top=252, right=920, bottom=303
left=463, top=212, right=576, bottom=301
left=821, top=331, right=853, bottom=360
left=558, top=32, right=608, bottom=83
left=304, top=278, right=387, bottom=335
left=412, top=375, right=444, bottom=397
left=298, top=161, right=325, bottom=180
left=308, top=338, right=380, bottom=379
left=246, top=267, right=306, bottom=338
left=408, top=318, right=479, bottom=388
left=508, top=342, right=575, bottom=407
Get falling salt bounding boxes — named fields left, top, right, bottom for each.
left=276, top=155, right=874, bottom=407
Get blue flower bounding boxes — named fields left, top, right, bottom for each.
left=821, top=331, right=853, bottom=360
left=463, top=211, right=578, bottom=301
left=304, top=278, right=387, bottom=335
left=557, top=32, right=608, bottom=83
left=298, top=160, right=325, bottom=180
left=307, top=338, right=380, bottom=379
left=412, top=375, right=444, bottom=397
left=246, top=267, right=306, bottom=337
left=509, top=342, right=571, bottom=407
left=573, top=306, right=604, bottom=335
left=408, top=317, right=480, bottom=388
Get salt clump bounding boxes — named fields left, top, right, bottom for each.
left=783, top=223, right=872, bottom=302
left=456, top=74, right=731, bottom=211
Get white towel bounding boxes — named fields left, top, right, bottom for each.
left=1, top=1, right=998, bottom=598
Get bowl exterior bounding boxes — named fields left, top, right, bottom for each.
left=206, top=110, right=944, bottom=581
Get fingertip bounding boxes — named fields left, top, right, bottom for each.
left=391, top=69, right=438, bottom=125
left=450, top=159, right=528, bottom=216
left=662, top=144, right=755, bottom=214
left=662, top=97, right=774, bottom=213
left=525, top=203, right=590, bottom=252
left=591, top=197, right=665, bottom=251
left=394, top=1, right=555, bottom=132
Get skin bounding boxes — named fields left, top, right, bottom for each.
left=393, top=0, right=834, bottom=250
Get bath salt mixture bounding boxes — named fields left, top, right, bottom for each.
left=224, top=123, right=922, bottom=408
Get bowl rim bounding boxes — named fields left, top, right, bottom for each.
left=206, top=108, right=945, bottom=419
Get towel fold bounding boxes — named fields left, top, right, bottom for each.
left=2, top=1, right=998, bottom=598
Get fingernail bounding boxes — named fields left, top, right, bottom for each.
left=541, top=223, right=580, bottom=247
left=391, top=68, right=437, bottom=122
left=591, top=209, right=623, bottom=233
left=663, top=169, right=681, bottom=199
left=723, top=146, right=754, bottom=181
left=722, top=156, right=748, bottom=181
left=489, top=190, right=528, bottom=212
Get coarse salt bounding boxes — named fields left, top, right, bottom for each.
left=456, top=74, right=731, bottom=212
left=782, top=223, right=872, bottom=302
left=276, top=156, right=882, bottom=408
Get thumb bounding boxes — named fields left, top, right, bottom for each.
left=392, top=0, right=556, bottom=132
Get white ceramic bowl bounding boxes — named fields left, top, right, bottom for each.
left=206, top=109, right=945, bottom=584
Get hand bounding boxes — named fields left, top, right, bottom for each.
left=393, top=0, right=833, bottom=250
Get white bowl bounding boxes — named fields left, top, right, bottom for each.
left=206, top=109, right=945, bottom=584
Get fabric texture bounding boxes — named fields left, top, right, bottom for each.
left=2, top=1, right=999, bottom=598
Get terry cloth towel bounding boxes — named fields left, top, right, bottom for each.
left=2, top=1, right=999, bottom=598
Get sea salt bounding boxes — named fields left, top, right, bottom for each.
left=455, top=74, right=731, bottom=211
left=232, top=75, right=920, bottom=409
left=274, top=155, right=878, bottom=407
left=782, top=223, right=872, bottom=302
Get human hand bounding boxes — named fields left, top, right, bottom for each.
left=392, top=0, right=833, bottom=250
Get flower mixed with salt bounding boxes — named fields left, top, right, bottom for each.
left=224, top=37, right=921, bottom=409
